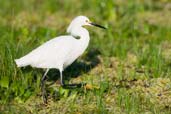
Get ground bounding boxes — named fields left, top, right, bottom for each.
left=0, top=0, right=171, bottom=114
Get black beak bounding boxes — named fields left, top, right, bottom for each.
left=90, top=22, right=106, bottom=29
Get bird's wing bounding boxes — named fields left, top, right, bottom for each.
left=17, top=35, right=77, bottom=68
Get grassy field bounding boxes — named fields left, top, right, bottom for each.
left=1, top=0, right=171, bottom=113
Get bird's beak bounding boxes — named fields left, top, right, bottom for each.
left=89, top=22, right=106, bottom=29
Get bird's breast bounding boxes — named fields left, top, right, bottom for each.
left=63, top=42, right=88, bottom=69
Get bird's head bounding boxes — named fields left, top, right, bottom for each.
left=67, top=16, right=106, bottom=33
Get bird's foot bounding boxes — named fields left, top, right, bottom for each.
left=62, top=82, right=87, bottom=89
left=42, top=90, right=47, bottom=104
left=41, top=81, right=48, bottom=104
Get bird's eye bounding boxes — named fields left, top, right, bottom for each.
left=85, top=20, right=89, bottom=23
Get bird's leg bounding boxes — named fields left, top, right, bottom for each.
left=60, top=70, right=65, bottom=86
left=41, top=69, right=49, bottom=104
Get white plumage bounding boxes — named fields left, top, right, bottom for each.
left=15, top=16, right=105, bottom=103
left=15, top=36, right=88, bottom=70
left=15, top=16, right=91, bottom=72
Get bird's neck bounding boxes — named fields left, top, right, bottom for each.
left=71, top=27, right=90, bottom=50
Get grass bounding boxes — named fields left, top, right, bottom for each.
left=1, top=0, right=171, bottom=113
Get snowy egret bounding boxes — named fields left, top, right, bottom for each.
left=15, top=16, right=106, bottom=103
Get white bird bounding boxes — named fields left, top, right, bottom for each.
left=15, top=16, right=106, bottom=103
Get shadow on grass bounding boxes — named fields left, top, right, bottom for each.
left=47, top=48, right=101, bottom=84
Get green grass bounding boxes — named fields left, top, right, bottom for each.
left=1, top=0, right=171, bottom=113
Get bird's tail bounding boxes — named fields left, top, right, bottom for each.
left=15, top=56, right=30, bottom=67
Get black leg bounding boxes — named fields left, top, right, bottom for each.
left=62, top=83, right=87, bottom=89
left=41, top=69, right=49, bottom=104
